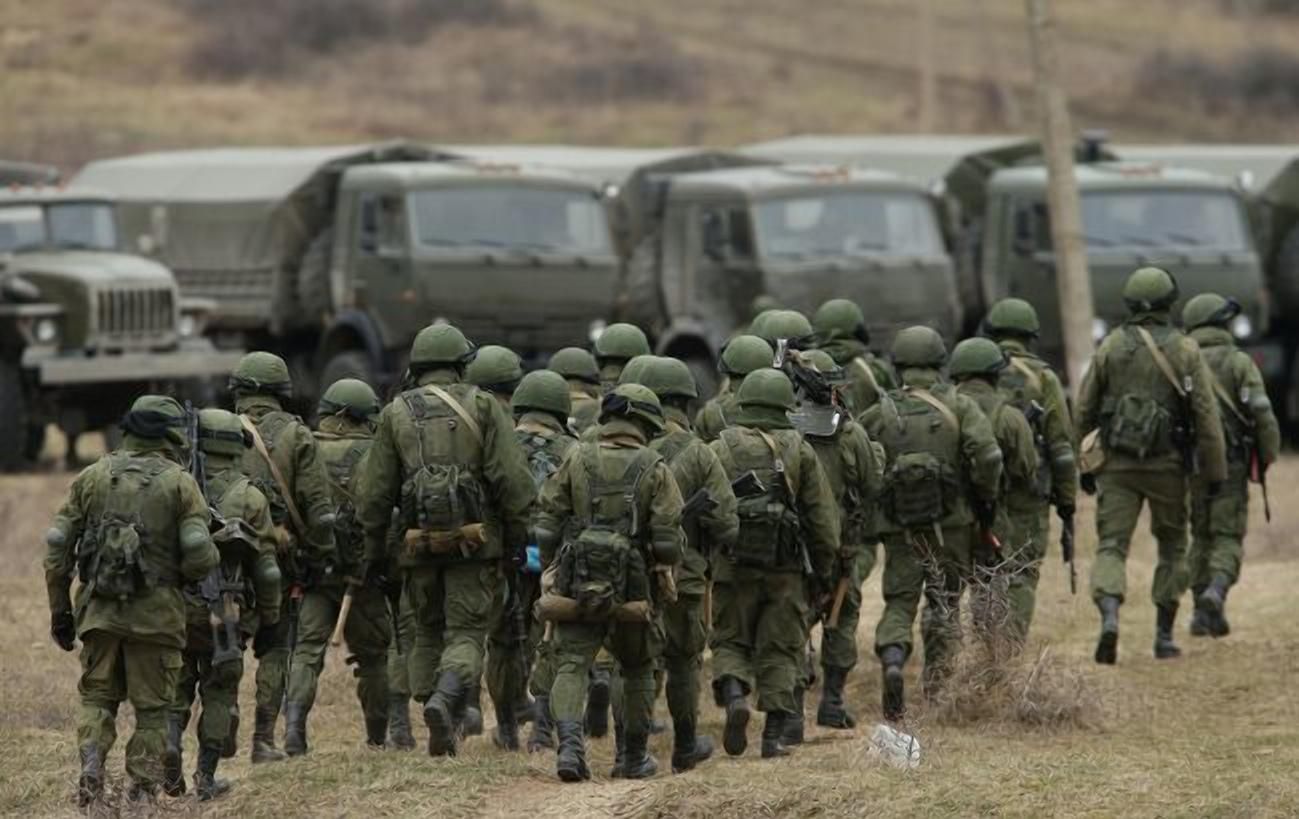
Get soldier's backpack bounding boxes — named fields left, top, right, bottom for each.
left=516, top=426, right=570, bottom=489
left=1101, top=326, right=1190, bottom=460
left=718, top=427, right=802, bottom=570
left=397, top=385, right=488, bottom=540
left=80, top=453, right=174, bottom=600
left=877, top=386, right=962, bottom=530
left=998, top=356, right=1052, bottom=498
left=559, top=446, right=658, bottom=619
left=317, top=435, right=371, bottom=562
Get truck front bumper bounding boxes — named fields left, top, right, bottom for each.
left=23, top=342, right=244, bottom=386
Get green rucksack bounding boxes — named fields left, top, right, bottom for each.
left=397, top=386, right=488, bottom=537
left=317, top=434, right=371, bottom=565
left=718, top=427, right=802, bottom=570
left=878, top=387, right=962, bottom=530
left=1099, top=326, right=1188, bottom=460
left=80, top=453, right=173, bottom=601
left=998, top=357, right=1052, bottom=498
left=558, top=446, right=657, bottom=619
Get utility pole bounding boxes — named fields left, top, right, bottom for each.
left=918, top=0, right=936, bottom=131
left=1025, top=0, right=1094, bottom=391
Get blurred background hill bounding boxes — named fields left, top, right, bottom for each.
left=5, top=0, right=1299, bottom=170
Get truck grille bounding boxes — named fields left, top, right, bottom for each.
left=96, top=288, right=175, bottom=345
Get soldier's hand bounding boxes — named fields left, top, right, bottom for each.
left=50, top=611, right=76, bottom=652
left=1080, top=473, right=1097, bottom=496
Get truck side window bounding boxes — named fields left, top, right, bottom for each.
left=1011, top=199, right=1050, bottom=255
left=699, top=206, right=755, bottom=264
left=377, top=195, right=404, bottom=255
left=358, top=194, right=379, bottom=254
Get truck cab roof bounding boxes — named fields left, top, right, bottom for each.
left=340, top=160, right=606, bottom=193
left=0, top=186, right=116, bottom=206
left=990, top=161, right=1242, bottom=194
left=665, top=164, right=931, bottom=199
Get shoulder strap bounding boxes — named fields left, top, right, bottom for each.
left=423, top=384, right=484, bottom=443
left=239, top=414, right=307, bottom=536
left=1008, top=356, right=1043, bottom=394
left=755, top=429, right=796, bottom=497
left=907, top=387, right=960, bottom=432
left=852, top=357, right=882, bottom=394
left=1207, top=369, right=1249, bottom=424
left=1134, top=326, right=1187, bottom=399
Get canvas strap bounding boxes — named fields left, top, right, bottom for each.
left=1008, top=356, right=1043, bottom=394
left=907, top=387, right=960, bottom=432
left=239, top=414, right=308, bottom=537
left=424, top=384, right=483, bottom=443
left=1135, top=326, right=1187, bottom=399
left=1208, top=371, right=1249, bottom=425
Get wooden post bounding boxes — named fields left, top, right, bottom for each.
left=918, top=0, right=937, bottom=131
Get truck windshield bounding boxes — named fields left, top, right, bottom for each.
left=409, top=186, right=612, bottom=255
left=47, top=203, right=119, bottom=250
left=1019, top=190, right=1250, bottom=251
left=0, top=206, right=46, bottom=252
left=753, top=190, right=944, bottom=260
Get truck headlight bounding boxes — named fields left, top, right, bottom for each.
left=588, top=318, right=607, bottom=345
left=34, top=317, right=59, bottom=345
left=1091, top=318, right=1109, bottom=344
left=178, top=313, right=198, bottom=338
left=1230, top=313, right=1252, bottom=340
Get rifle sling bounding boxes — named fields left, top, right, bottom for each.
left=424, top=383, right=483, bottom=443
left=1207, top=370, right=1250, bottom=425
left=240, top=414, right=308, bottom=538
left=1008, top=356, right=1042, bottom=394
left=1134, top=326, right=1187, bottom=399
left=907, top=387, right=960, bottom=431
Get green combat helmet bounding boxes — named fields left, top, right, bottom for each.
left=594, top=323, right=651, bottom=365
left=1122, top=266, right=1179, bottom=314
left=600, top=383, right=665, bottom=433
left=813, top=298, right=869, bottom=344
left=949, top=337, right=1009, bottom=380
left=1182, top=292, right=1239, bottom=331
left=720, top=335, right=775, bottom=377
left=121, top=394, right=189, bottom=448
left=797, top=348, right=846, bottom=385
left=891, top=325, right=948, bottom=369
left=617, top=354, right=658, bottom=387
left=983, top=297, right=1041, bottom=338
left=738, top=368, right=797, bottom=411
left=642, top=356, right=698, bottom=401
left=751, top=309, right=814, bottom=347
left=410, top=323, right=474, bottom=367
left=466, top=345, right=524, bottom=392
left=318, top=378, right=381, bottom=423
left=512, top=370, right=572, bottom=421
left=198, top=408, right=250, bottom=457
left=229, top=351, right=292, bottom=397
left=549, top=347, right=600, bottom=384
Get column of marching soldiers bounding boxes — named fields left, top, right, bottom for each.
left=44, top=265, right=1279, bottom=805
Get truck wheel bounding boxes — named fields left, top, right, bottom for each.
left=0, top=361, right=31, bottom=472
left=297, top=229, right=334, bottom=320
left=320, top=350, right=376, bottom=393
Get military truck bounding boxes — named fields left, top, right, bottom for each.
left=0, top=185, right=238, bottom=469
left=74, top=144, right=620, bottom=398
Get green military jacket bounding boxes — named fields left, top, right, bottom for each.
left=516, top=411, right=578, bottom=542
left=996, top=338, right=1079, bottom=510
left=860, top=368, right=1004, bottom=534
left=534, top=417, right=685, bottom=570
left=651, top=408, right=740, bottom=596
left=805, top=413, right=886, bottom=550
left=45, top=439, right=218, bottom=650
left=695, top=380, right=740, bottom=443
left=567, top=383, right=601, bottom=435
left=820, top=337, right=897, bottom=415
left=358, top=369, right=534, bottom=567
left=313, top=416, right=374, bottom=582
left=957, top=379, right=1039, bottom=516
left=235, top=395, right=336, bottom=563
left=1189, top=326, right=1281, bottom=470
left=1077, top=315, right=1228, bottom=481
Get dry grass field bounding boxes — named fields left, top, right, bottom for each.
left=2, top=445, right=1298, bottom=817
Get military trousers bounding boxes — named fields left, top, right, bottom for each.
left=820, top=545, right=876, bottom=672
left=172, top=623, right=245, bottom=752
left=287, top=583, right=391, bottom=723
left=710, top=565, right=808, bottom=714
left=661, top=591, right=708, bottom=729
left=1189, top=468, right=1250, bottom=589
left=486, top=570, right=541, bottom=716
left=874, top=526, right=974, bottom=688
left=1090, top=469, right=1189, bottom=607
left=387, top=588, right=416, bottom=699
left=550, top=617, right=663, bottom=734
left=254, top=592, right=294, bottom=715
left=78, top=629, right=183, bottom=786
left=405, top=560, right=500, bottom=702
left=1004, top=502, right=1050, bottom=643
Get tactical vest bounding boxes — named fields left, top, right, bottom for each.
left=1200, top=344, right=1252, bottom=459
left=717, top=427, right=803, bottom=571
left=79, top=452, right=181, bottom=600
left=239, top=411, right=298, bottom=530
left=1099, top=326, right=1189, bottom=460
left=807, top=426, right=868, bottom=545
left=315, top=432, right=372, bottom=569
left=395, top=383, right=488, bottom=538
left=652, top=429, right=702, bottom=545
left=877, top=386, right=962, bottom=531
left=185, top=470, right=258, bottom=621
left=557, top=444, right=658, bottom=619
left=997, top=356, right=1051, bottom=499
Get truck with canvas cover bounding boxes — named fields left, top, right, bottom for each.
left=0, top=184, right=237, bottom=469
left=74, top=144, right=620, bottom=397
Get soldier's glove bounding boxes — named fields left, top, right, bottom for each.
left=1207, top=481, right=1224, bottom=499
left=1080, top=473, right=1098, bottom=496
left=50, top=610, right=76, bottom=652
left=253, top=623, right=280, bottom=659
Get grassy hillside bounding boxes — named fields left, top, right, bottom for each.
left=4, top=0, right=1299, bottom=173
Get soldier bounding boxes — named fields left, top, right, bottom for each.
left=594, top=323, right=652, bottom=392
left=709, top=369, right=839, bottom=760
left=1181, top=294, right=1279, bottom=638
left=793, top=350, right=885, bottom=733
left=228, top=351, right=337, bottom=763
left=534, top=384, right=685, bottom=782
left=282, top=379, right=392, bottom=754
left=1076, top=267, right=1227, bottom=664
left=637, top=357, right=739, bottom=772
left=467, top=345, right=524, bottom=410
left=356, top=323, right=534, bottom=757
left=549, top=347, right=602, bottom=434
left=45, top=395, right=220, bottom=805
left=812, top=298, right=897, bottom=414
left=860, top=327, right=1002, bottom=719
left=165, top=409, right=281, bottom=801
left=696, top=335, right=775, bottom=443
left=983, top=298, right=1079, bottom=641
left=749, top=309, right=815, bottom=351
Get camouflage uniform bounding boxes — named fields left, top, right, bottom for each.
left=45, top=396, right=219, bottom=804
left=696, top=335, right=774, bottom=442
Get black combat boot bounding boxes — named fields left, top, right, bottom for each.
left=222, top=704, right=239, bottom=759
left=424, top=671, right=467, bottom=757
left=1189, top=585, right=1212, bottom=637
left=162, top=713, right=186, bottom=797
left=880, top=645, right=906, bottom=722
left=283, top=702, right=309, bottom=756
left=719, top=676, right=750, bottom=757
left=461, top=681, right=484, bottom=737
left=1094, top=596, right=1121, bottom=665
left=251, top=705, right=286, bottom=763
left=77, top=745, right=103, bottom=808
left=622, top=730, right=659, bottom=779
left=527, top=694, right=556, bottom=752
left=782, top=686, right=805, bottom=746
left=1199, top=573, right=1232, bottom=638
left=610, top=721, right=627, bottom=778
left=365, top=713, right=388, bottom=750
left=1154, top=604, right=1182, bottom=659
left=387, top=694, right=416, bottom=751
left=1213, top=586, right=1232, bottom=637
left=816, top=665, right=857, bottom=729
left=585, top=669, right=612, bottom=738
left=760, top=711, right=791, bottom=759
left=670, top=718, right=714, bottom=774
left=555, top=720, right=590, bottom=783
left=193, top=746, right=232, bottom=802
left=126, top=781, right=157, bottom=804
left=492, top=701, right=519, bottom=752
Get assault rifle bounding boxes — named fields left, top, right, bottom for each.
left=1060, top=509, right=1077, bottom=595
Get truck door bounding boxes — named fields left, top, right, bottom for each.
left=352, top=191, right=420, bottom=350
left=686, top=201, right=763, bottom=333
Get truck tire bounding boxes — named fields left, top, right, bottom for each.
left=0, top=360, right=31, bottom=472
left=297, top=229, right=334, bottom=321
left=320, top=350, right=377, bottom=394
